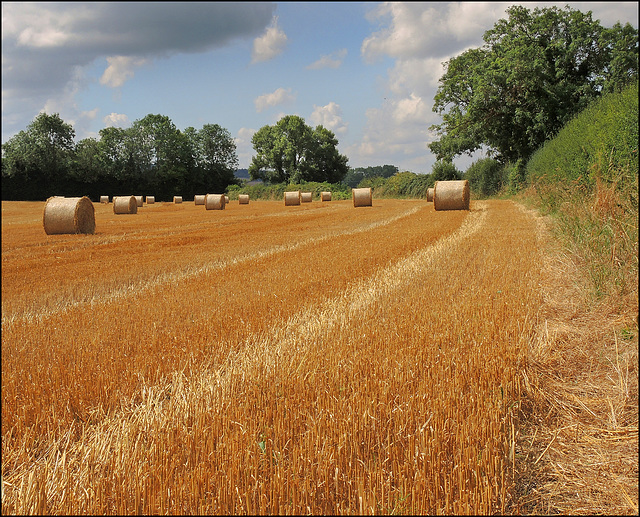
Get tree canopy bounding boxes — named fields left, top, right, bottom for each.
left=429, top=5, right=639, bottom=163
left=249, top=115, right=349, bottom=184
left=2, top=113, right=240, bottom=200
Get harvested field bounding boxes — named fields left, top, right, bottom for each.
left=1, top=198, right=636, bottom=514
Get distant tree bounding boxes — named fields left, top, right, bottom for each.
left=129, top=114, right=192, bottom=197
left=430, top=5, right=639, bottom=163
left=184, top=123, right=240, bottom=194
left=430, top=160, right=461, bottom=182
left=249, top=115, right=348, bottom=183
left=1, top=112, right=75, bottom=198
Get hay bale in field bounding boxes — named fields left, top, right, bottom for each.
left=134, top=196, right=143, bottom=207
left=225, top=195, right=229, bottom=204
left=146, top=196, right=155, bottom=204
left=173, top=196, right=183, bottom=204
left=100, top=195, right=109, bottom=204
left=205, top=193, right=226, bottom=210
left=321, top=191, right=332, bottom=202
left=113, top=196, right=137, bottom=214
left=352, top=187, right=372, bottom=207
left=238, top=194, right=249, bottom=205
left=426, top=188, right=434, bottom=202
left=194, top=195, right=206, bottom=205
left=284, top=190, right=301, bottom=206
left=301, top=192, right=312, bottom=203
left=433, top=180, right=470, bottom=211
left=43, top=196, right=95, bottom=235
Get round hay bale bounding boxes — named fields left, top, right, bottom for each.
left=43, top=196, right=95, bottom=235
left=173, top=196, right=183, bottom=204
left=146, top=196, right=155, bottom=204
left=352, top=187, right=372, bottom=207
left=205, top=193, right=226, bottom=210
left=321, top=191, right=332, bottom=202
left=194, top=195, right=206, bottom=205
left=134, top=196, right=143, bottom=207
left=238, top=194, right=249, bottom=205
left=426, top=188, right=434, bottom=202
left=433, top=180, right=470, bottom=211
left=301, top=192, right=312, bottom=203
left=100, top=195, right=109, bottom=204
left=225, top=195, right=229, bottom=204
left=284, top=191, right=301, bottom=206
left=113, top=196, right=137, bottom=214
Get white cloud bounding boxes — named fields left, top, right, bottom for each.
left=254, top=87, right=296, bottom=113
left=103, top=112, right=130, bottom=128
left=307, top=48, right=347, bottom=70
left=310, top=102, right=348, bottom=134
left=99, top=56, right=149, bottom=88
left=235, top=127, right=257, bottom=169
left=251, top=16, right=287, bottom=63
left=2, top=2, right=276, bottom=142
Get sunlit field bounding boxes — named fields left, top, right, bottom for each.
left=2, top=198, right=545, bottom=514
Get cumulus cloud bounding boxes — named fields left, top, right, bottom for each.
left=99, top=56, right=149, bottom=88
left=2, top=2, right=276, bottom=142
left=103, top=112, right=130, bottom=128
left=251, top=16, right=288, bottom=63
left=235, top=127, right=257, bottom=169
left=310, top=102, right=348, bottom=134
left=307, top=48, right=347, bottom=70
left=254, top=87, right=296, bottom=113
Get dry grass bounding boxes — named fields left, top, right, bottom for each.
left=514, top=205, right=638, bottom=515
left=3, top=198, right=627, bottom=514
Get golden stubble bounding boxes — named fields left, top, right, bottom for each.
left=2, top=199, right=547, bottom=514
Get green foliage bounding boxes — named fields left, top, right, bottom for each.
left=2, top=112, right=241, bottom=201
left=430, top=5, right=639, bottom=163
left=366, top=172, right=432, bottom=199
left=521, top=82, right=638, bottom=300
left=526, top=81, right=639, bottom=209
left=464, top=158, right=506, bottom=197
left=249, top=115, right=349, bottom=184
left=430, top=160, right=462, bottom=182
left=342, top=165, right=398, bottom=188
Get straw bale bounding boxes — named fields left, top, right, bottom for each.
left=352, top=187, right=372, bottom=207
left=205, top=193, right=226, bottom=210
left=43, top=196, right=95, bottom=235
left=225, top=195, right=229, bottom=204
left=321, top=191, right=332, bottom=202
left=426, top=188, right=434, bottom=202
left=146, top=196, right=155, bottom=204
left=194, top=195, right=206, bottom=205
left=433, top=180, right=470, bottom=211
left=284, top=191, right=301, bottom=206
left=134, top=195, right=143, bottom=207
left=301, top=192, right=312, bottom=203
left=173, top=196, right=183, bottom=204
left=238, top=194, right=250, bottom=204
left=100, top=195, right=109, bottom=204
left=113, top=196, right=138, bottom=214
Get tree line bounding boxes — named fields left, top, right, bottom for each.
left=1, top=113, right=240, bottom=201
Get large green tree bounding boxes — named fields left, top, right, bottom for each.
left=1, top=112, right=76, bottom=199
left=249, top=115, right=349, bottom=184
left=184, top=123, right=239, bottom=194
left=429, top=5, right=639, bottom=163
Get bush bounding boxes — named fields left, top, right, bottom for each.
left=464, top=158, right=505, bottom=197
left=526, top=81, right=638, bottom=202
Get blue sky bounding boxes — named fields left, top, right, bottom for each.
left=2, top=2, right=638, bottom=174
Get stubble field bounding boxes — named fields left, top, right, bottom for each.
left=2, top=198, right=546, bottom=514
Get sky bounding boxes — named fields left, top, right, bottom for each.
left=2, top=2, right=638, bottom=174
